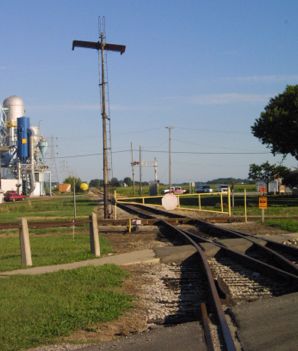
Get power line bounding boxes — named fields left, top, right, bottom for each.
left=141, top=149, right=271, bottom=155
left=177, top=126, right=248, bottom=135
left=45, top=149, right=270, bottom=160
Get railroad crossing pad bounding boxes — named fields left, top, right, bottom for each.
left=154, top=245, right=197, bottom=264
left=231, top=292, right=298, bottom=351
left=154, top=239, right=255, bottom=263
left=259, top=232, right=298, bottom=243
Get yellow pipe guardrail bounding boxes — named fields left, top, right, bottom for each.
left=114, top=189, right=232, bottom=216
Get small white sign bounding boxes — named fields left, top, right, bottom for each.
left=162, top=193, right=178, bottom=210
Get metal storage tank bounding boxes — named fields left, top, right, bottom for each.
left=2, top=96, right=25, bottom=127
left=29, top=126, right=40, bottom=146
left=38, top=138, right=48, bottom=163
left=17, top=117, right=30, bottom=161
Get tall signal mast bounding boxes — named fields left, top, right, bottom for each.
left=72, top=18, right=126, bottom=218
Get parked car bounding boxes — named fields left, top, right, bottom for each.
left=4, top=191, right=27, bottom=202
left=195, top=184, right=213, bottom=193
left=163, top=186, right=186, bottom=195
left=217, top=184, right=229, bottom=193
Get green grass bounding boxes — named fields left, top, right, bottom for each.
left=232, top=205, right=298, bottom=217
left=0, top=195, right=97, bottom=222
left=0, top=231, right=112, bottom=272
left=0, top=195, right=114, bottom=271
left=0, top=265, right=132, bottom=351
left=266, top=219, right=298, bottom=232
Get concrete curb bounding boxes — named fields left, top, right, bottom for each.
left=0, top=249, right=160, bottom=276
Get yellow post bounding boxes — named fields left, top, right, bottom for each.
left=142, top=197, right=145, bottom=204
left=228, top=187, right=232, bottom=217
left=244, top=189, right=247, bottom=223
left=220, top=192, right=223, bottom=212
left=198, top=194, right=201, bottom=210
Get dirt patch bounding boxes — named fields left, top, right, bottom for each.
left=103, top=232, right=169, bottom=254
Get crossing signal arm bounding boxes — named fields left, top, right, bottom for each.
left=72, top=40, right=126, bottom=54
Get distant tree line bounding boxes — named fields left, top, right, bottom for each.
left=206, top=178, right=252, bottom=185
left=89, top=177, right=151, bottom=188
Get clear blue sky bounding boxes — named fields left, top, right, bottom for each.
left=1, top=0, right=298, bottom=183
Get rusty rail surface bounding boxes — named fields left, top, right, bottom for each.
left=0, top=219, right=89, bottom=230
left=0, top=216, right=191, bottom=230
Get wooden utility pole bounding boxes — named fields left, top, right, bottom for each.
left=139, top=145, right=142, bottom=195
left=153, top=157, right=158, bottom=184
left=130, top=142, right=135, bottom=195
left=72, top=20, right=125, bottom=219
left=166, top=126, right=174, bottom=187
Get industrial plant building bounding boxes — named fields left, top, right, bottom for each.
left=0, top=96, right=49, bottom=197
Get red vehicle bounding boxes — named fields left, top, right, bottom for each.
left=4, top=191, right=27, bottom=202
left=163, top=186, right=186, bottom=195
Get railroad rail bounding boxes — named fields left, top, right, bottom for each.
left=117, top=202, right=298, bottom=351
left=119, top=203, right=298, bottom=275
left=118, top=202, right=237, bottom=350
left=0, top=219, right=89, bottom=230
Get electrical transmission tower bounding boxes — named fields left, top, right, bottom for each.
left=72, top=17, right=126, bottom=218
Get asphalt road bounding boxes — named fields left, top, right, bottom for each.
left=232, top=292, right=298, bottom=351
left=77, top=322, right=207, bottom=351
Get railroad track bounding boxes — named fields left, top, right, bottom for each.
left=119, top=203, right=298, bottom=275
left=117, top=202, right=298, bottom=351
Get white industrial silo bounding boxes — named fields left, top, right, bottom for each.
left=2, top=95, right=25, bottom=146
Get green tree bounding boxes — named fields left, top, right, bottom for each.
left=252, top=85, right=298, bottom=159
left=283, top=170, right=298, bottom=188
left=110, top=177, right=120, bottom=187
left=63, top=176, right=82, bottom=192
left=89, top=179, right=103, bottom=188
left=123, top=177, right=132, bottom=186
left=248, top=162, right=290, bottom=189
